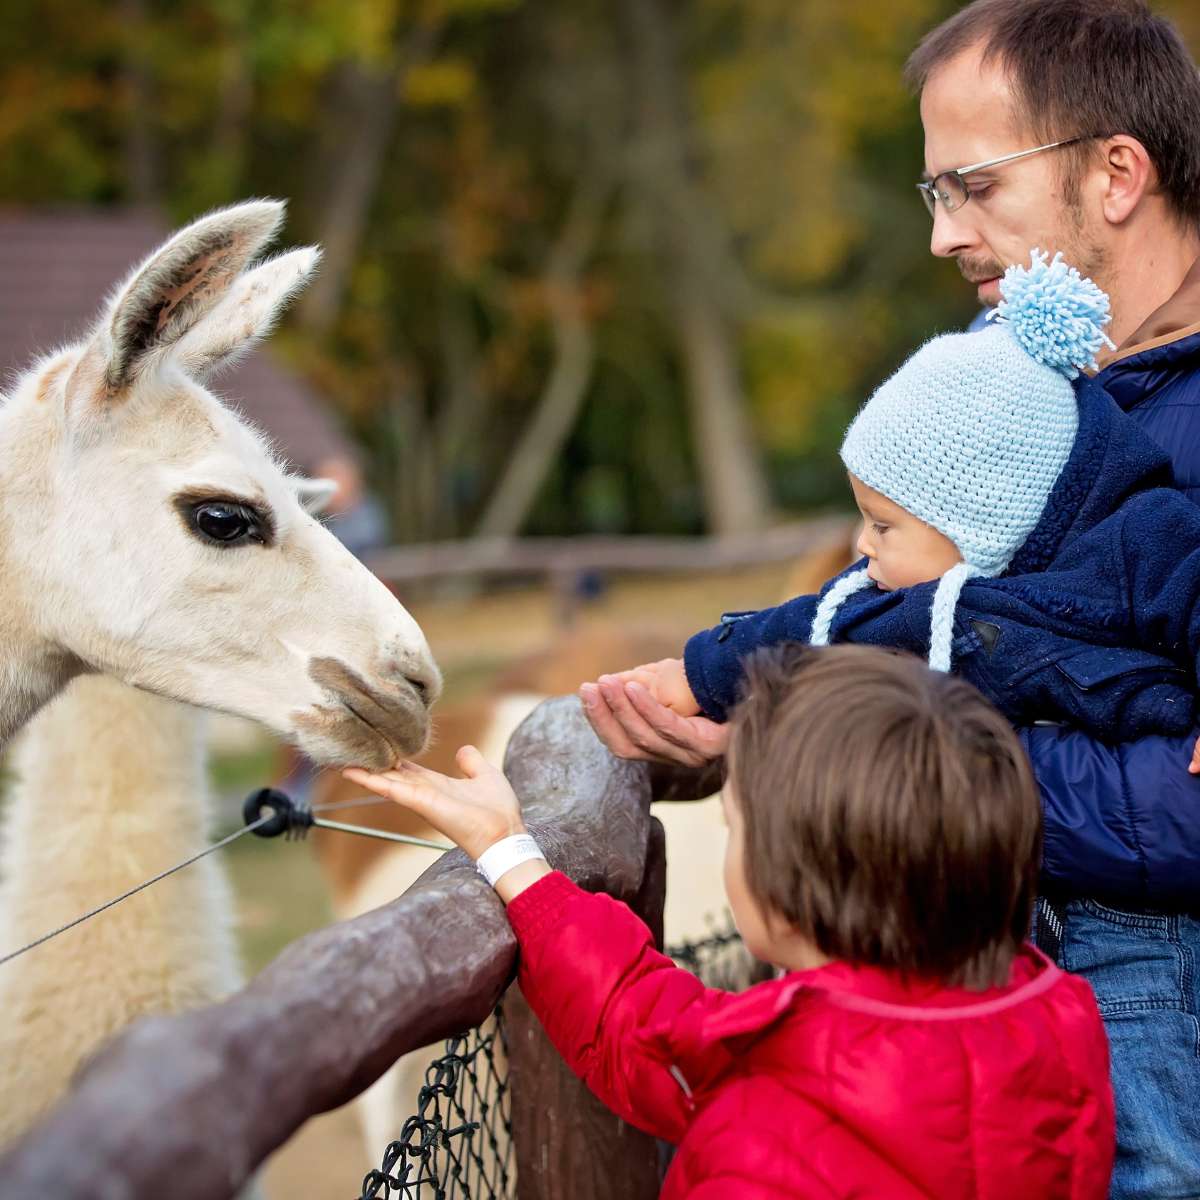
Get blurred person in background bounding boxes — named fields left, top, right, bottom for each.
left=582, top=3, right=1200, bottom=1195
left=312, top=452, right=389, bottom=562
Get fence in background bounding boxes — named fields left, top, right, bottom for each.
left=368, top=516, right=852, bottom=619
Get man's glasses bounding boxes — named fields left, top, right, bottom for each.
left=917, top=135, right=1103, bottom=217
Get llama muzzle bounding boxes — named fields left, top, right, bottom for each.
left=298, top=656, right=434, bottom=767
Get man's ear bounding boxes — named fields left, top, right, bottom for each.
left=1099, top=136, right=1155, bottom=226
left=91, top=199, right=286, bottom=398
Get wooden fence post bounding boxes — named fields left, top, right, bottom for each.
left=504, top=816, right=667, bottom=1200
left=0, top=697, right=658, bottom=1200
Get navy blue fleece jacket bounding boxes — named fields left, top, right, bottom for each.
left=688, top=265, right=1200, bottom=906
left=685, top=377, right=1198, bottom=741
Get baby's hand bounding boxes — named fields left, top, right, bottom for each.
left=1190, top=735, right=1200, bottom=775
left=598, top=657, right=699, bottom=717
left=343, top=746, right=526, bottom=860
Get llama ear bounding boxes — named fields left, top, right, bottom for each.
left=292, top=475, right=338, bottom=517
left=169, top=247, right=321, bottom=380
left=95, top=199, right=286, bottom=396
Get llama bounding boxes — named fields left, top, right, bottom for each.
left=313, top=528, right=856, bottom=1163
left=0, top=200, right=439, bottom=1144
left=0, top=197, right=439, bottom=763
left=0, top=481, right=339, bottom=1146
left=0, top=679, right=236, bottom=1142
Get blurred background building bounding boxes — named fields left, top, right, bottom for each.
left=0, top=209, right=352, bottom=473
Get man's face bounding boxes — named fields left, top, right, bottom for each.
left=920, top=44, right=1108, bottom=307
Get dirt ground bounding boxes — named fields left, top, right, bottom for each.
left=223, top=560, right=825, bottom=1197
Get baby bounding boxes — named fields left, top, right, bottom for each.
left=345, top=643, right=1114, bottom=1197
left=605, top=251, right=1200, bottom=769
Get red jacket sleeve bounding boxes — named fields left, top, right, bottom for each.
left=506, top=870, right=715, bottom=1144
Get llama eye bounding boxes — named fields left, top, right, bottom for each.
left=191, top=502, right=263, bottom=546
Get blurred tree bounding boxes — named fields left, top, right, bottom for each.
left=617, top=0, right=771, bottom=536
left=0, top=0, right=1195, bottom=540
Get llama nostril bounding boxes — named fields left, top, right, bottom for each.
left=390, top=655, right=441, bottom=706
left=402, top=670, right=441, bottom=707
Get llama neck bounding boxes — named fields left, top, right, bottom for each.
left=1, top=676, right=213, bottom=917
left=0, top=677, right=244, bottom=1146
left=0, top=374, right=80, bottom=748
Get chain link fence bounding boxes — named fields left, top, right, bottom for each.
left=667, top=914, right=768, bottom=992
left=356, top=912, right=763, bottom=1200
left=357, top=1011, right=514, bottom=1200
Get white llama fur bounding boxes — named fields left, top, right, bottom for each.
left=0, top=197, right=440, bottom=765
left=0, top=200, right=442, bottom=1154
left=0, top=678, right=241, bottom=1144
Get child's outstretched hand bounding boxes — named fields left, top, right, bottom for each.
left=343, top=746, right=527, bottom=861
left=1190, top=735, right=1200, bottom=775
left=597, top=657, right=700, bottom=717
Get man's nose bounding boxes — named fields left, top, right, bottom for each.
left=929, top=204, right=976, bottom=259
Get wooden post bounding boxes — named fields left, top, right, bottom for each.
left=0, top=698, right=658, bottom=1200
left=505, top=817, right=667, bottom=1200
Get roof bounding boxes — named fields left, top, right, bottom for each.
left=0, top=207, right=355, bottom=473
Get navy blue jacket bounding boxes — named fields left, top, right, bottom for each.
left=1028, top=263, right=1200, bottom=907
left=686, top=379, right=1199, bottom=736
left=693, top=262, right=1200, bottom=907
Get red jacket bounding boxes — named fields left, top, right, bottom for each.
left=508, top=871, right=1114, bottom=1199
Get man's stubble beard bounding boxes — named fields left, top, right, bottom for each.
left=1060, top=174, right=1112, bottom=294
left=957, top=185, right=1112, bottom=305
left=956, top=253, right=1007, bottom=288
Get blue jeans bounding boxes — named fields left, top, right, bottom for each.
left=1058, top=900, right=1200, bottom=1198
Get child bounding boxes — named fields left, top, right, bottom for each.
left=345, top=644, right=1114, bottom=1198
left=603, top=251, right=1200, bottom=767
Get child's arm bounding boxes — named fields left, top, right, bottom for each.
left=343, top=751, right=722, bottom=1145
left=599, top=657, right=702, bottom=717
left=683, top=564, right=928, bottom=721
left=504, top=870, right=714, bottom=1144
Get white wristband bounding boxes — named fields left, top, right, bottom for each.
left=475, top=833, right=545, bottom=887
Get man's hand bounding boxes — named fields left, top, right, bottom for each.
left=579, top=676, right=729, bottom=766
left=1189, top=734, right=1200, bottom=775
left=343, top=745, right=526, bottom=860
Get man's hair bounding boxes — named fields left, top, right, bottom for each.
left=728, top=644, right=1041, bottom=989
left=905, top=0, right=1200, bottom=230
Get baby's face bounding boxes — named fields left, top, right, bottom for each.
left=849, top=474, right=962, bottom=591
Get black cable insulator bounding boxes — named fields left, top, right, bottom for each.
left=242, top=788, right=315, bottom=839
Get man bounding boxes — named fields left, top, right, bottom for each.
left=582, top=3, right=1200, bottom=1195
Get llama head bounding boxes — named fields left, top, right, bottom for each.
left=5, top=199, right=440, bottom=768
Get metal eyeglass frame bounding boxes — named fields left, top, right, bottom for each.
left=917, top=135, right=1104, bottom=216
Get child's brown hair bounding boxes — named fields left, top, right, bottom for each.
left=728, top=643, right=1041, bottom=989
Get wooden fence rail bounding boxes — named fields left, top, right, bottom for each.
left=0, top=699, right=711, bottom=1200
left=367, top=515, right=851, bottom=585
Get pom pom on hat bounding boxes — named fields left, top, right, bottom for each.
left=990, top=249, right=1115, bottom=379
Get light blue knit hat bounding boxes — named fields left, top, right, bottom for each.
left=809, top=249, right=1114, bottom=671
